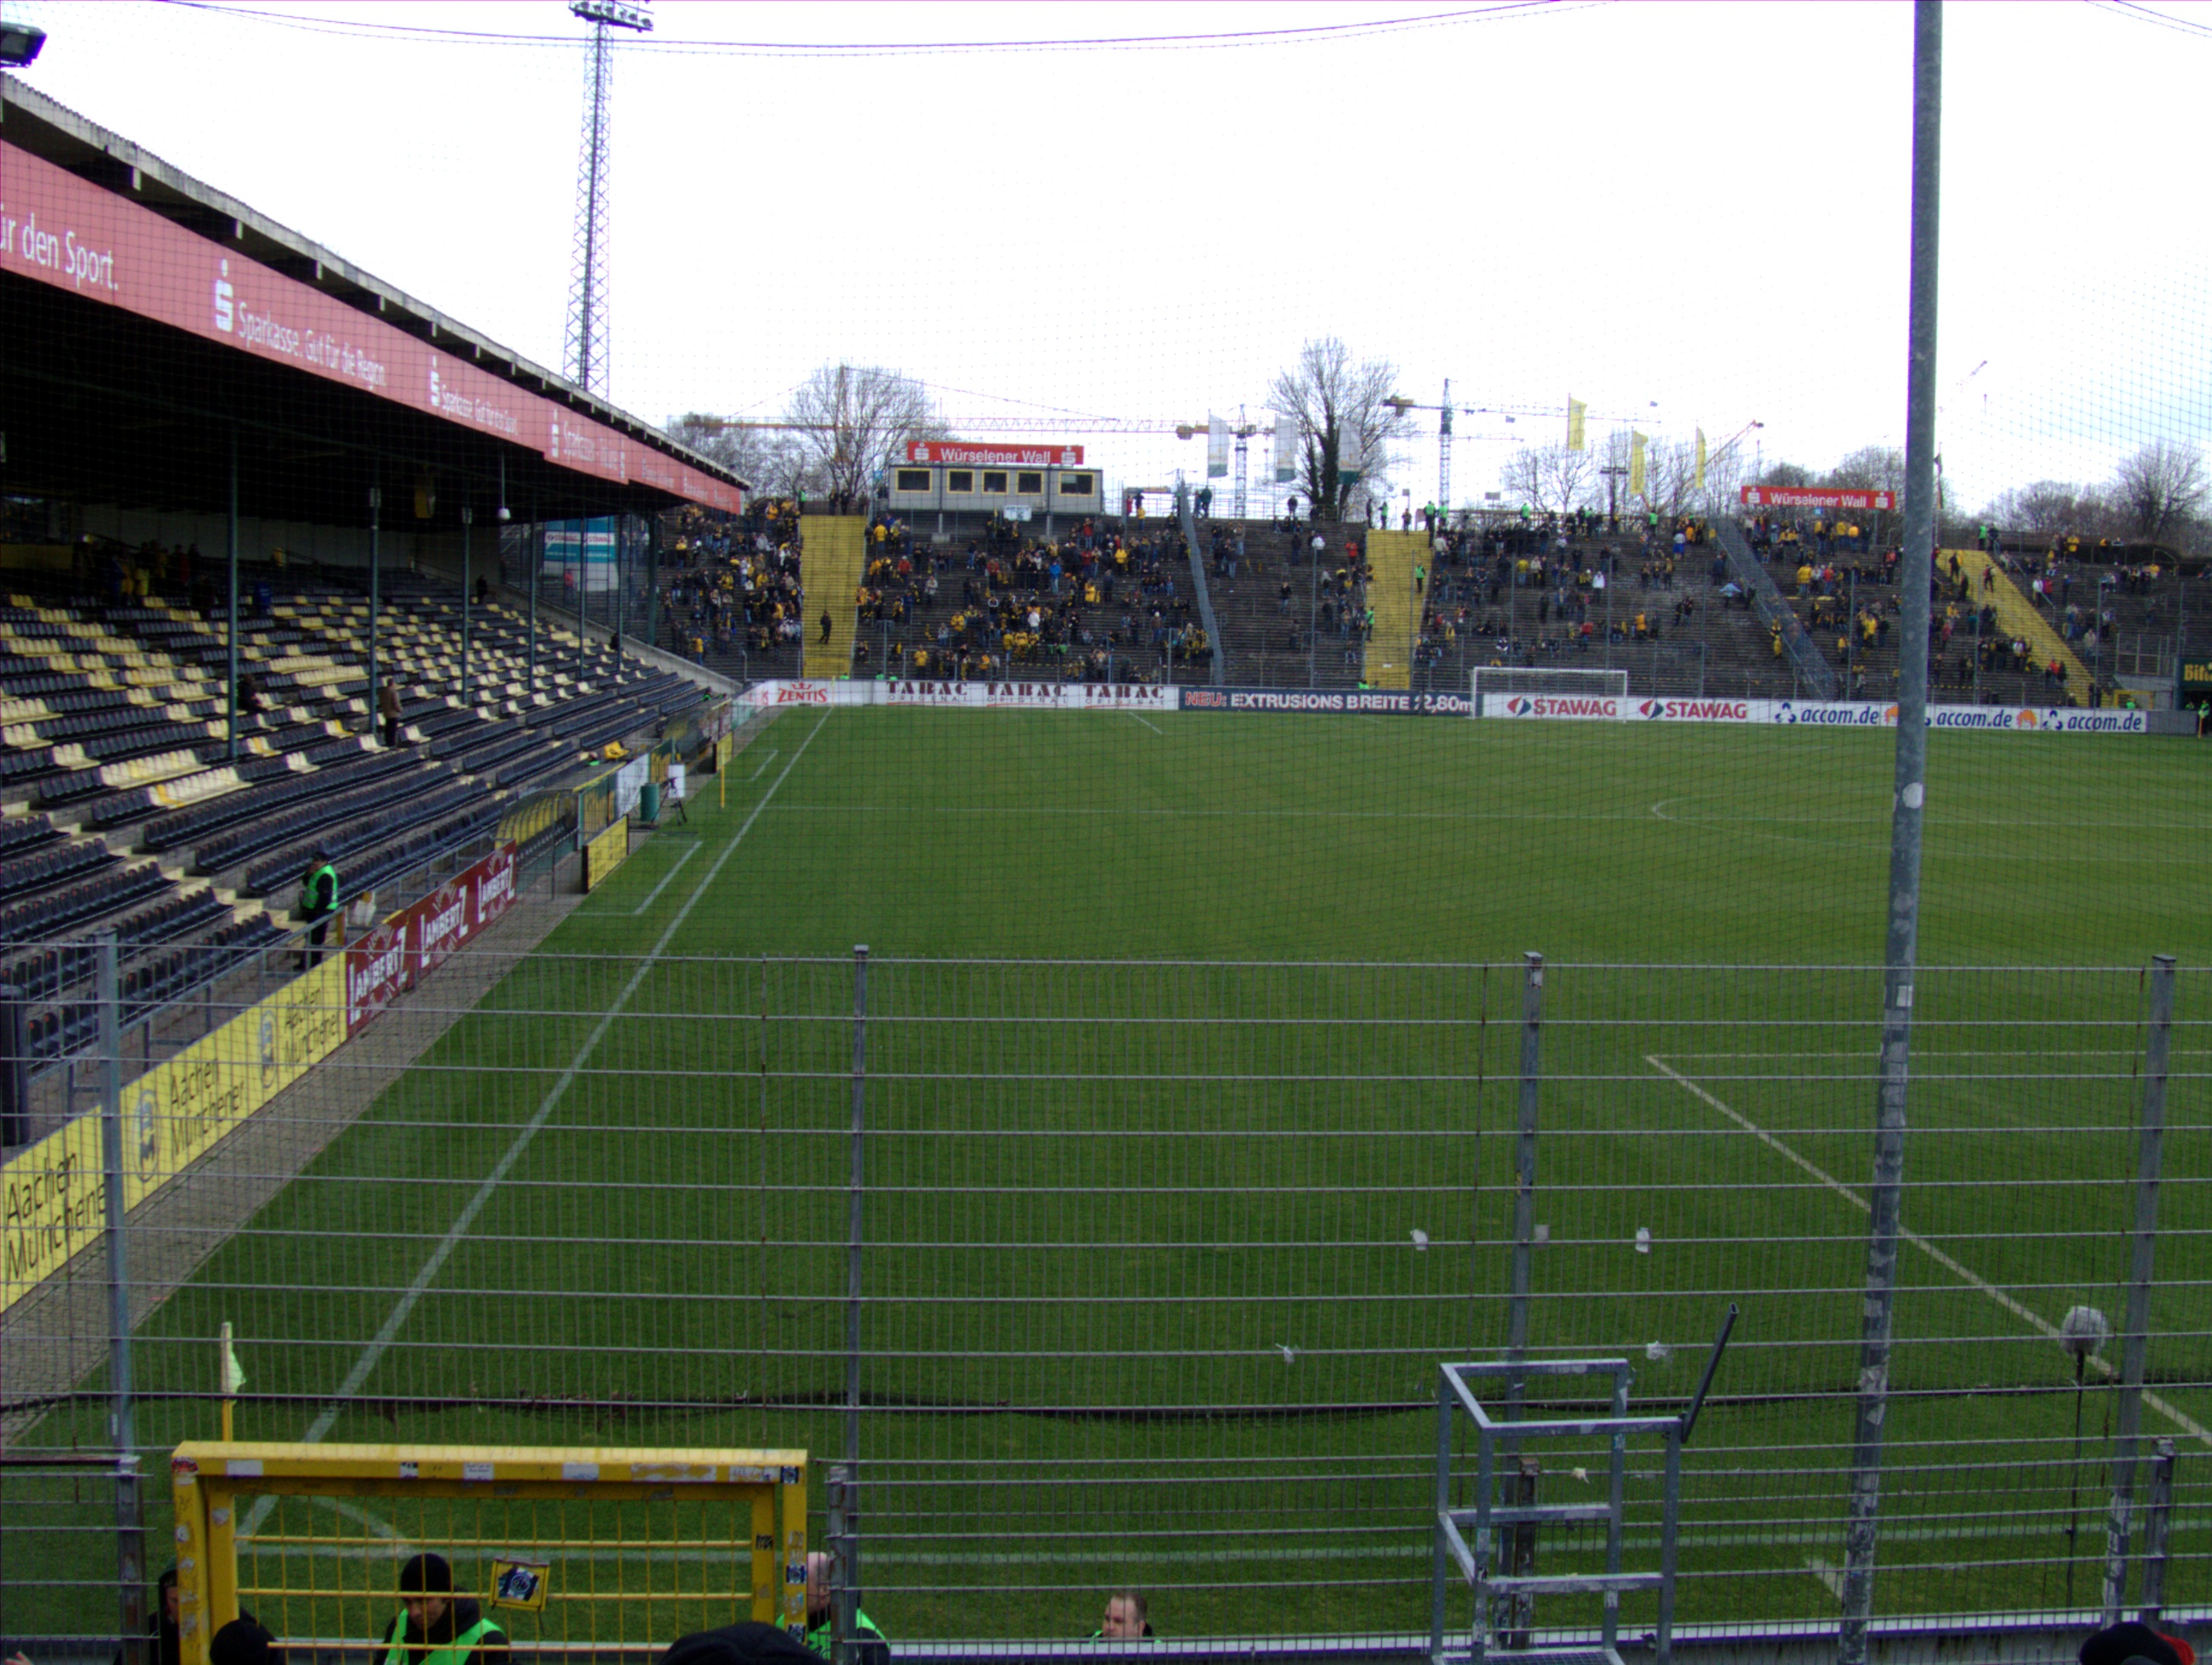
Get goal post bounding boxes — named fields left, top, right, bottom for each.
left=1469, top=664, right=1630, bottom=715
left=170, top=1442, right=810, bottom=1665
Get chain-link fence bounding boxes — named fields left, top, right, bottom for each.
left=3, top=951, right=2202, bottom=1658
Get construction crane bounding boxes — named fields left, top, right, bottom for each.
left=684, top=414, right=1212, bottom=437
left=1380, top=383, right=1603, bottom=513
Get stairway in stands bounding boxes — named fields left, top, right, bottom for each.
left=802, top=516, right=870, bottom=680
left=1945, top=548, right=2093, bottom=696
left=1363, top=531, right=1425, bottom=689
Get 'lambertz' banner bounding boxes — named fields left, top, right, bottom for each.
left=905, top=442, right=1084, bottom=467
left=1, top=141, right=738, bottom=512
left=1738, top=485, right=1896, bottom=511
left=347, top=844, right=520, bottom=1035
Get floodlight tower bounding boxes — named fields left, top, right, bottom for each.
left=565, top=0, right=653, bottom=398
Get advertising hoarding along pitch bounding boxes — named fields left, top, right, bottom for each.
left=0, top=141, right=739, bottom=513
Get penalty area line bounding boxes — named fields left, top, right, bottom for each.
left=1644, top=1054, right=2210, bottom=1452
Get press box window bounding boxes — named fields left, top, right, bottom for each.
left=946, top=470, right=974, bottom=493
left=1062, top=473, right=1095, bottom=496
left=982, top=470, right=1009, bottom=493
left=1016, top=471, right=1043, bottom=495
left=895, top=470, right=931, bottom=493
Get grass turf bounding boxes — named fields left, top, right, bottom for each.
left=10, top=709, right=2208, bottom=1645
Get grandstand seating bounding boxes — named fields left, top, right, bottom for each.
left=0, top=554, right=714, bottom=1086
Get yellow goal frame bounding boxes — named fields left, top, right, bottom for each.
left=169, top=1442, right=809, bottom=1665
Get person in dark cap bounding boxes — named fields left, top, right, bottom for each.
left=2081, top=1622, right=2195, bottom=1665
left=379, top=1553, right=506, bottom=1665
left=211, top=1617, right=281, bottom=1665
left=662, top=1624, right=818, bottom=1665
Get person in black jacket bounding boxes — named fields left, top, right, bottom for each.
left=379, top=1554, right=507, bottom=1665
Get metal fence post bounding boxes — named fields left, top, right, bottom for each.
left=2136, top=1438, right=2176, bottom=1623
left=98, top=932, right=146, bottom=1665
left=1505, top=951, right=1543, bottom=1425
left=2101, top=953, right=2175, bottom=1623
left=827, top=1463, right=854, bottom=1665
left=1839, top=8, right=1942, bottom=1660
left=844, top=945, right=870, bottom=1611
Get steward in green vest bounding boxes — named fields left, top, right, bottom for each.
left=295, top=845, right=339, bottom=971
left=800, top=1552, right=888, bottom=1665
left=382, top=1554, right=507, bottom=1665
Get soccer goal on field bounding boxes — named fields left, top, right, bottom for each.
left=1469, top=665, right=1629, bottom=715
left=170, top=1443, right=811, bottom=1665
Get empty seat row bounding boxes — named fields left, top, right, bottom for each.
left=191, top=754, right=431, bottom=872
left=0, top=840, right=116, bottom=902
left=0, top=861, right=168, bottom=947
left=241, top=775, right=485, bottom=896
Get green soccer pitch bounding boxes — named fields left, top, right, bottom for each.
left=15, top=709, right=2209, bottom=1645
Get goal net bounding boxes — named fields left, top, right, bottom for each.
left=170, top=1442, right=811, bottom=1665
left=1469, top=665, right=1630, bottom=715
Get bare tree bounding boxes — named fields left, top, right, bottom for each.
left=665, top=412, right=784, bottom=491
left=1981, top=479, right=2104, bottom=537
left=1642, top=438, right=1700, bottom=520
left=2109, top=440, right=2206, bottom=547
left=1267, top=338, right=1409, bottom=523
left=1827, top=445, right=1906, bottom=544
left=1499, top=444, right=1597, bottom=514
left=783, top=363, right=944, bottom=511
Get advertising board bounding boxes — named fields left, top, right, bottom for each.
left=585, top=818, right=631, bottom=891
left=1181, top=687, right=1471, bottom=715
left=3, top=956, right=348, bottom=1313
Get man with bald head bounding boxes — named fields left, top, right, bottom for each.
left=800, top=1552, right=887, bottom=1665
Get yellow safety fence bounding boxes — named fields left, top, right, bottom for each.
left=171, top=1442, right=810, bottom=1665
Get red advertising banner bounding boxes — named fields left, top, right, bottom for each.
left=471, top=845, right=519, bottom=934
left=2, top=142, right=739, bottom=513
left=343, top=921, right=408, bottom=1037
left=345, top=844, right=519, bottom=1037
left=904, top=442, right=1085, bottom=467
left=1738, top=485, right=1895, bottom=511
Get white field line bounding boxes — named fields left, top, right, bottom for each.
left=239, top=713, right=832, bottom=1534
left=748, top=748, right=778, bottom=781
left=1126, top=711, right=1164, bottom=735
left=627, top=840, right=700, bottom=914
left=1645, top=1055, right=2211, bottom=1451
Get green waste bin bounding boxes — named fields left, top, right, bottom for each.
left=638, top=782, right=661, bottom=825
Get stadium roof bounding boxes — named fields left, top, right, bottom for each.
left=0, top=77, right=746, bottom=526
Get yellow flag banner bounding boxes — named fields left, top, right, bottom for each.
left=1566, top=397, right=1586, bottom=453
left=1629, top=431, right=1648, bottom=498
left=2, top=957, right=346, bottom=1314
left=1695, top=428, right=1708, bottom=491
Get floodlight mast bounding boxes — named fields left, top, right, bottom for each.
left=564, top=0, right=652, bottom=399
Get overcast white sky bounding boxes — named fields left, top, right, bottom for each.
left=8, top=0, right=2211, bottom=509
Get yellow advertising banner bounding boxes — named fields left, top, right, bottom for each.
left=584, top=816, right=631, bottom=892
left=1695, top=427, right=1708, bottom=491
left=1629, top=430, right=1648, bottom=499
left=1566, top=397, right=1586, bottom=454
left=2, top=957, right=345, bottom=1314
